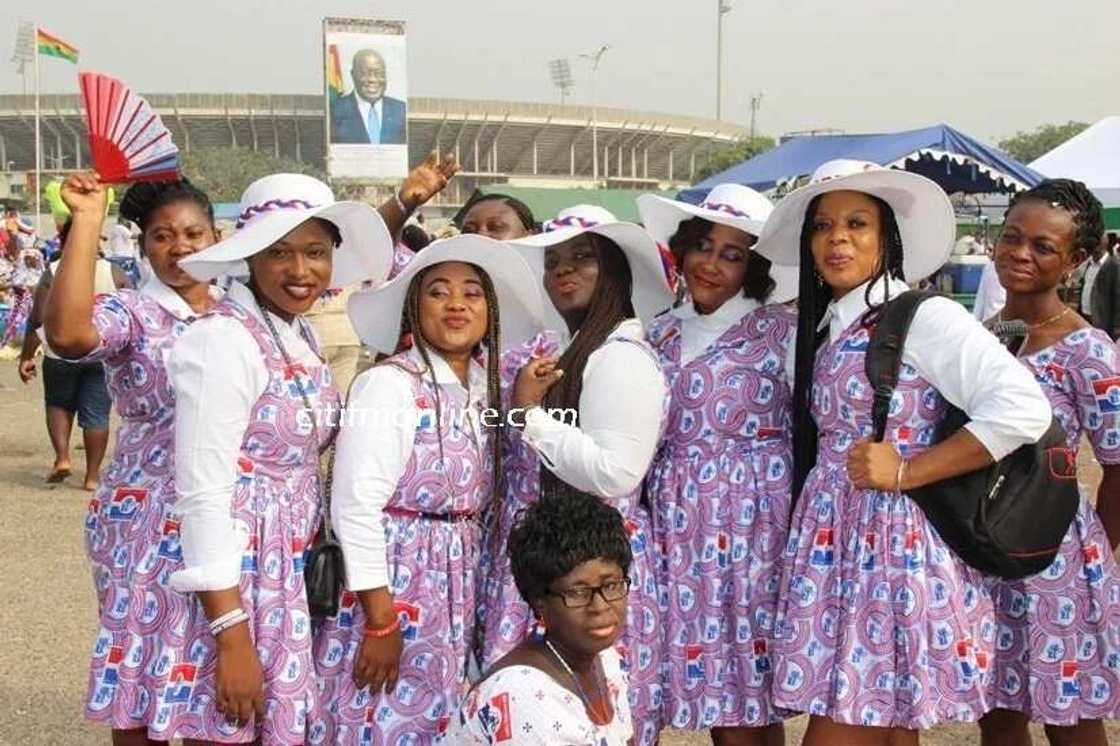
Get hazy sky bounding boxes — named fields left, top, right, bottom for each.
left=2, top=0, right=1116, bottom=144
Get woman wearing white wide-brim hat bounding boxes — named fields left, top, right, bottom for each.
left=637, top=183, right=796, bottom=741
left=162, top=173, right=395, bottom=744
left=310, top=234, right=545, bottom=744
left=754, top=159, right=1052, bottom=740
left=478, top=204, right=673, bottom=746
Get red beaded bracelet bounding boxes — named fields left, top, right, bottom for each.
left=364, top=620, right=400, bottom=638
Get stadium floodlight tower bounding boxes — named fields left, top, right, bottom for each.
left=548, top=58, right=574, bottom=106
left=579, top=44, right=610, bottom=184
left=10, top=20, right=35, bottom=94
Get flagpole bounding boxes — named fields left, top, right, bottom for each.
left=34, top=25, right=41, bottom=233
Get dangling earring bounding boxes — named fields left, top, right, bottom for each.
left=530, top=613, right=547, bottom=642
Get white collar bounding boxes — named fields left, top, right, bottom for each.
left=139, top=274, right=222, bottom=321
left=672, top=292, right=757, bottom=324
left=355, top=95, right=383, bottom=118
left=818, top=276, right=911, bottom=336
left=227, top=280, right=302, bottom=332
left=405, top=345, right=487, bottom=399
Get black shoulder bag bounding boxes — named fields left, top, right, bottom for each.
left=866, top=290, right=1079, bottom=580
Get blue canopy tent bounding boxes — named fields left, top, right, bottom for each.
left=679, top=124, right=1043, bottom=203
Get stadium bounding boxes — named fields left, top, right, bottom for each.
left=0, top=92, right=749, bottom=207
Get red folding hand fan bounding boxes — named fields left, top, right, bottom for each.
left=79, top=71, right=181, bottom=183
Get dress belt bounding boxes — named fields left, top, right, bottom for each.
left=384, top=506, right=478, bottom=523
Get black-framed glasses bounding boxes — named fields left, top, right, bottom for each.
left=547, top=577, right=631, bottom=608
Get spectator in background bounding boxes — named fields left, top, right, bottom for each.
left=1091, top=233, right=1120, bottom=340
left=1079, top=237, right=1108, bottom=318
left=103, top=215, right=140, bottom=288
left=455, top=192, right=537, bottom=240
left=400, top=223, right=430, bottom=252
left=972, top=249, right=1006, bottom=322
left=17, top=220, right=114, bottom=489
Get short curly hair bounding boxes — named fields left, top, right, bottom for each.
left=668, top=216, right=775, bottom=302
left=508, top=488, right=632, bottom=606
left=1007, top=178, right=1104, bottom=255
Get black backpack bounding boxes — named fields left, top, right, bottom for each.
left=865, top=290, right=1080, bottom=580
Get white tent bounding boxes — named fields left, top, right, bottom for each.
left=1030, top=117, right=1120, bottom=207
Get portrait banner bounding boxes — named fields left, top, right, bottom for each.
left=323, top=17, right=408, bottom=180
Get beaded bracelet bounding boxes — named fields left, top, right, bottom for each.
left=364, top=619, right=400, bottom=639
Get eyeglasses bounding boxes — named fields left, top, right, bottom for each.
left=547, top=578, right=631, bottom=608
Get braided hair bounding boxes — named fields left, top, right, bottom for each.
left=1006, top=178, right=1104, bottom=256
left=790, top=192, right=906, bottom=498
left=400, top=263, right=504, bottom=512
left=539, top=234, right=635, bottom=497
left=668, top=216, right=776, bottom=302
left=119, top=179, right=214, bottom=249
left=456, top=193, right=538, bottom=234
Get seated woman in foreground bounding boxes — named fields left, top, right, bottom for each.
left=450, top=489, right=634, bottom=744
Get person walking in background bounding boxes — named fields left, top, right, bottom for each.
left=979, top=180, right=1120, bottom=746
left=313, top=235, right=544, bottom=744
left=18, top=218, right=114, bottom=489
left=448, top=488, right=637, bottom=745
left=638, top=184, right=795, bottom=746
left=159, top=174, right=394, bottom=745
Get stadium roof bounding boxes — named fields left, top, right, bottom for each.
left=0, top=94, right=750, bottom=193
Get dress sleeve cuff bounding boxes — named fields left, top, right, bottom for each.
left=522, top=406, right=561, bottom=443
left=963, top=421, right=1021, bottom=462
left=169, top=554, right=243, bottom=593
left=344, top=558, right=390, bottom=593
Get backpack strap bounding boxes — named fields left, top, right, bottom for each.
left=865, top=289, right=939, bottom=442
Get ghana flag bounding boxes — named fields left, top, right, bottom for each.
left=326, top=44, right=344, bottom=101
left=37, top=28, right=79, bottom=64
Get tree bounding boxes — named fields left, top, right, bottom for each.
left=998, top=121, right=1089, bottom=164
left=180, top=147, right=326, bottom=202
left=694, top=136, right=775, bottom=182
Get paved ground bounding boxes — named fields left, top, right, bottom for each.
left=0, top=355, right=1115, bottom=745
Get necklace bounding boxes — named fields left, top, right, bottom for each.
left=544, top=639, right=609, bottom=723
left=1000, top=305, right=1071, bottom=331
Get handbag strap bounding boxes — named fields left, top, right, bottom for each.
left=864, top=290, right=937, bottom=442
left=253, top=295, right=338, bottom=542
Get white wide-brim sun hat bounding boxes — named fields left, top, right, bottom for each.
left=179, top=173, right=394, bottom=288
left=348, top=233, right=547, bottom=356
left=754, top=159, right=955, bottom=282
left=637, top=183, right=797, bottom=303
left=509, top=204, right=676, bottom=333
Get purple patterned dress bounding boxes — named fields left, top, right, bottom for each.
left=772, top=314, right=997, bottom=729
left=81, top=288, right=205, bottom=730
left=147, top=298, right=339, bottom=745
left=988, top=328, right=1120, bottom=724
left=311, top=348, right=493, bottom=744
left=479, top=329, right=668, bottom=746
left=644, top=303, right=796, bottom=730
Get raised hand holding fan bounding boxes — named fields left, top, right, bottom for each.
left=79, top=71, right=181, bottom=183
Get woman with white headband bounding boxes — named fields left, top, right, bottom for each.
left=757, top=160, right=1051, bottom=744
left=480, top=205, right=674, bottom=746
left=158, top=174, right=394, bottom=745
left=638, top=184, right=797, bottom=745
